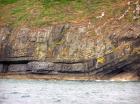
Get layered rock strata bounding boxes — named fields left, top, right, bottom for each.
left=0, top=1, right=140, bottom=80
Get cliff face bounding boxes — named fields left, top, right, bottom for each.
left=0, top=0, right=140, bottom=80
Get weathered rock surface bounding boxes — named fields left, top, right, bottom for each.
left=27, top=61, right=89, bottom=74
left=27, top=62, right=55, bottom=74
left=0, top=1, right=140, bottom=80
left=8, top=64, right=27, bottom=73
left=0, top=22, right=139, bottom=79
left=0, top=64, right=3, bottom=72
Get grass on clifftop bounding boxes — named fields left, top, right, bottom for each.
left=0, top=0, right=18, bottom=4
left=0, top=0, right=133, bottom=27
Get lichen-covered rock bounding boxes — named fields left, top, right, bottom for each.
left=0, top=23, right=139, bottom=74
left=0, top=22, right=139, bottom=76
left=0, top=24, right=96, bottom=61
left=1, top=23, right=139, bottom=62
left=0, top=1, right=140, bottom=78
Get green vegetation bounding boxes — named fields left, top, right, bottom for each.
left=0, top=0, right=18, bottom=5
left=0, top=0, right=135, bottom=27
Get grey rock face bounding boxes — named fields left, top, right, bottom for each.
left=0, top=64, right=3, bottom=72
left=0, top=20, right=139, bottom=76
left=8, top=64, right=27, bottom=73
left=27, top=61, right=89, bottom=74
left=27, top=62, right=55, bottom=74
left=71, top=63, right=86, bottom=72
left=55, top=63, right=87, bottom=73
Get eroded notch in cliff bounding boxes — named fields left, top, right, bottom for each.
left=0, top=57, right=35, bottom=73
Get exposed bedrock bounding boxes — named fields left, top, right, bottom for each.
left=27, top=61, right=87, bottom=74
left=0, top=64, right=3, bottom=73
left=0, top=21, right=140, bottom=79
left=8, top=64, right=27, bottom=73
left=26, top=54, right=140, bottom=76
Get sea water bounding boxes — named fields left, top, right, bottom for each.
left=0, top=79, right=140, bottom=104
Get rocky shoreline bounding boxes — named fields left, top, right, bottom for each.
left=0, top=0, right=140, bottom=81
left=0, top=54, right=140, bottom=81
left=0, top=72, right=139, bottom=81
